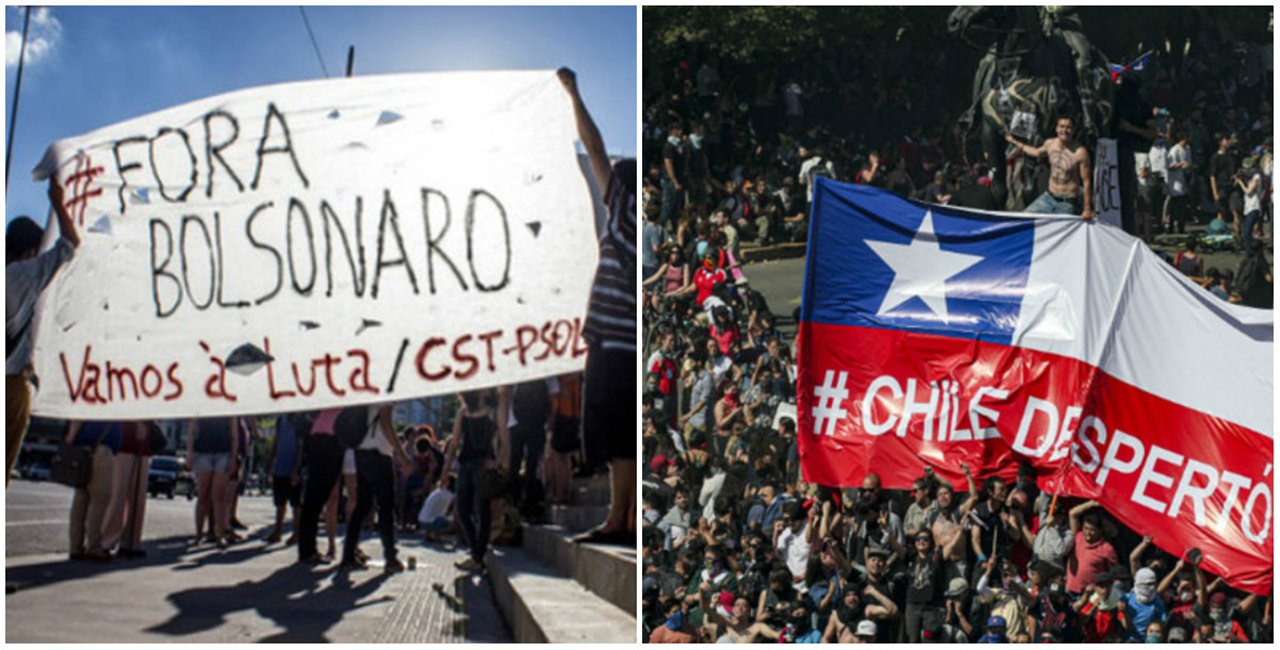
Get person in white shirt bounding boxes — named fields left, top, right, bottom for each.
left=1164, top=129, right=1194, bottom=234
left=774, top=501, right=815, bottom=588
left=418, top=475, right=456, bottom=542
left=1236, top=156, right=1264, bottom=251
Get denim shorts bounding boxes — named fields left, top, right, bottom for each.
left=191, top=452, right=230, bottom=475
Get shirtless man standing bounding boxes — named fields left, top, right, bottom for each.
left=1006, top=116, right=1095, bottom=220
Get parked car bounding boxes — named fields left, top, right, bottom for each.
left=25, top=463, right=51, bottom=481
left=148, top=456, right=192, bottom=499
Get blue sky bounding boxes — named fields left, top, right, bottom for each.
left=4, top=5, right=637, bottom=225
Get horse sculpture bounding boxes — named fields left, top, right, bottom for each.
left=949, top=6, right=1114, bottom=210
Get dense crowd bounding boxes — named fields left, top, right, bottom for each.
left=640, top=18, right=1273, bottom=644
left=641, top=16, right=1272, bottom=308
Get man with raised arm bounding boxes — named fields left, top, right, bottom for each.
left=1007, top=116, right=1096, bottom=219
left=558, top=67, right=637, bottom=546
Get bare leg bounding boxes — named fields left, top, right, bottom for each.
left=211, top=471, right=230, bottom=546
left=324, top=482, right=340, bottom=558
left=606, top=459, right=636, bottom=533
left=195, top=472, right=214, bottom=542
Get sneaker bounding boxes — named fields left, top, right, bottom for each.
left=384, top=558, right=406, bottom=575
left=354, top=547, right=370, bottom=563
left=455, top=557, right=484, bottom=572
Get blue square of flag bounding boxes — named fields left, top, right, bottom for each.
left=801, top=180, right=1035, bottom=346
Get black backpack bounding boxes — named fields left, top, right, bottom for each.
left=335, top=405, right=377, bottom=449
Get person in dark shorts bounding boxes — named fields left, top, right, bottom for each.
left=267, top=412, right=306, bottom=545
left=558, top=68, right=637, bottom=546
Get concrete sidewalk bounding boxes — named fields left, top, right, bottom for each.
left=5, top=531, right=511, bottom=643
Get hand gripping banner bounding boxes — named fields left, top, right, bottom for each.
left=796, top=179, right=1272, bottom=594
left=28, top=70, right=598, bottom=419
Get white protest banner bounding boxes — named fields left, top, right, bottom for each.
left=29, top=70, right=600, bottom=419
left=1093, top=137, right=1121, bottom=227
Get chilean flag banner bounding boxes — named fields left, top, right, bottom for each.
left=796, top=179, right=1273, bottom=594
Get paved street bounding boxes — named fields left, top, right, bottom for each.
left=5, top=479, right=510, bottom=642
left=6, top=478, right=274, bottom=558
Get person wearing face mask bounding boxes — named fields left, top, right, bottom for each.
left=1144, top=620, right=1167, bottom=643
left=828, top=543, right=900, bottom=643
left=976, top=614, right=1008, bottom=643
left=1119, top=567, right=1168, bottom=641
left=670, top=248, right=727, bottom=309
left=788, top=600, right=822, bottom=643
left=698, top=544, right=736, bottom=593
left=1204, top=590, right=1256, bottom=643
left=1074, top=565, right=1129, bottom=642
left=660, top=123, right=687, bottom=232
left=1030, top=580, right=1079, bottom=643
left=822, top=588, right=865, bottom=642
left=1160, top=553, right=1207, bottom=631
left=649, top=598, right=697, bottom=643
left=973, top=557, right=1033, bottom=641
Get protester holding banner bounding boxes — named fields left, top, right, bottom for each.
left=6, top=180, right=80, bottom=488
left=100, top=421, right=154, bottom=558
left=341, top=403, right=414, bottom=574
left=297, top=408, right=344, bottom=565
left=65, top=421, right=121, bottom=562
left=559, top=67, right=639, bottom=547
left=186, top=417, right=241, bottom=549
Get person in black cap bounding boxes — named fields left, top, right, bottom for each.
left=773, top=500, right=813, bottom=586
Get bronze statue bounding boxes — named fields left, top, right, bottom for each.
left=949, top=6, right=1113, bottom=210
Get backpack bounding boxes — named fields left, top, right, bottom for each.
left=335, top=405, right=377, bottom=449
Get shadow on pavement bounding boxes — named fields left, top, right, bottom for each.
left=145, top=563, right=391, bottom=642
left=7, top=534, right=209, bottom=593
left=7, top=528, right=296, bottom=594
left=457, top=572, right=512, bottom=642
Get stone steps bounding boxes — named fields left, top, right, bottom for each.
left=521, top=524, right=635, bottom=614
left=484, top=472, right=635, bottom=642
left=486, top=545, right=634, bottom=643
left=546, top=504, right=610, bottom=532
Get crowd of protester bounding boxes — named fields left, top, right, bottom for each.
left=8, top=67, right=635, bottom=596
left=641, top=18, right=1272, bottom=311
left=641, top=19, right=1273, bottom=644
left=51, top=380, right=594, bottom=574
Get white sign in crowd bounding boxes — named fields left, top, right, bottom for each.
left=30, top=70, right=598, bottom=419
